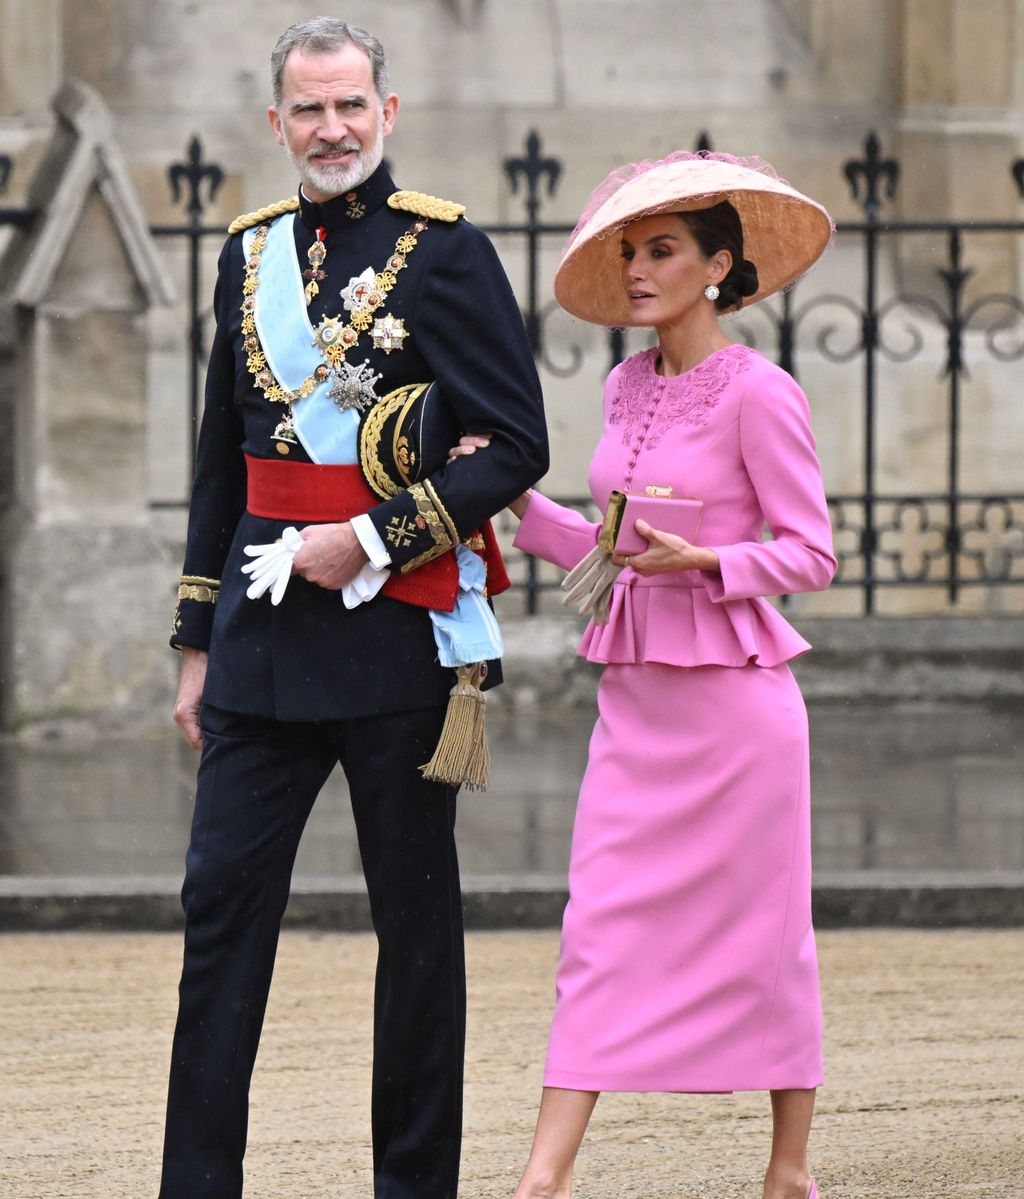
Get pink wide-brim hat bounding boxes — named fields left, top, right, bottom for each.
left=554, top=151, right=834, bottom=327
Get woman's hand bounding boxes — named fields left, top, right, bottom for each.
left=612, top=518, right=720, bottom=576
left=507, top=491, right=532, bottom=520
left=447, top=433, right=491, bottom=463
left=445, top=432, right=531, bottom=519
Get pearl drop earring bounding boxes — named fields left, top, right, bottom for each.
left=704, top=283, right=720, bottom=302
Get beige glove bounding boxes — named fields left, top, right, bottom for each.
left=560, top=545, right=623, bottom=625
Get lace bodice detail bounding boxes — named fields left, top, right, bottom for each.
left=609, top=344, right=755, bottom=450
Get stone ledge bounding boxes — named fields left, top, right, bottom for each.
left=3, top=871, right=1023, bottom=931
left=494, top=615, right=1024, bottom=707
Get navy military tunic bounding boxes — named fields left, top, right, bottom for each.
left=171, top=163, right=548, bottom=720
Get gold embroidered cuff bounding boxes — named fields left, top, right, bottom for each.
left=424, top=480, right=458, bottom=545
left=177, top=576, right=220, bottom=604
left=401, top=483, right=457, bottom=572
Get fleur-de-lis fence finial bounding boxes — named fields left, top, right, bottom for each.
left=168, top=136, right=224, bottom=223
left=504, top=130, right=561, bottom=221
left=843, top=131, right=899, bottom=218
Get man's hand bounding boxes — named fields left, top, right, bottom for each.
left=174, top=647, right=208, bottom=751
left=292, top=522, right=369, bottom=590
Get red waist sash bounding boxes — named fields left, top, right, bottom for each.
left=244, top=454, right=509, bottom=611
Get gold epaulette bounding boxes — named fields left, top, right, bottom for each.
left=228, top=196, right=300, bottom=236
left=388, top=190, right=466, bottom=222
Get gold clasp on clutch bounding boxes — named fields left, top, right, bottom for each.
left=644, top=484, right=673, bottom=497
left=598, top=490, right=627, bottom=554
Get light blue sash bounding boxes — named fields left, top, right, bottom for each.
left=244, top=214, right=502, bottom=665
left=243, top=215, right=358, bottom=465
left=429, top=546, right=505, bottom=666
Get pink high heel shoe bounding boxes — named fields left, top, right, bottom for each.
left=806, top=1183, right=818, bottom=1199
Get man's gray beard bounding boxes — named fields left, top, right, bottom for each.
left=292, top=127, right=385, bottom=198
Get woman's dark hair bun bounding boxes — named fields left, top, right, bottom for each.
left=677, top=202, right=760, bottom=311
left=716, top=258, right=759, bottom=311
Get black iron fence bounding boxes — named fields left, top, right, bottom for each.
left=3, top=131, right=1024, bottom=615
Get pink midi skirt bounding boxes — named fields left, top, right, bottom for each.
left=543, top=661, right=823, bottom=1093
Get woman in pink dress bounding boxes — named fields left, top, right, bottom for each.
left=457, top=153, right=835, bottom=1199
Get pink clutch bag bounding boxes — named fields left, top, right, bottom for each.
left=598, top=486, right=703, bottom=556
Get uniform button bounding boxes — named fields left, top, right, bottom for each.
left=276, top=443, right=291, bottom=456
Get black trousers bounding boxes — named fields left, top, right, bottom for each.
left=158, top=702, right=465, bottom=1199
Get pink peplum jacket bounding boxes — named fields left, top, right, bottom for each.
left=513, top=343, right=838, bottom=667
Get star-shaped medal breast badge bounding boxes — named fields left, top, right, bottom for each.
left=340, top=266, right=377, bottom=312
left=329, top=359, right=383, bottom=412
left=313, top=315, right=345, bottom=350
left=371, top=314, right=408, bottom=354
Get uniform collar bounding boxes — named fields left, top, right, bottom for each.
left=297, top=162, right=396, bottom=232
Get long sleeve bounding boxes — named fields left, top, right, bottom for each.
left=365, top=220, right=549, bottom=572
left=704, top=371, right=836, bottom=603
left=170, top=240, right=248, bottom=649
left=513, top=491, right=600, bottom=572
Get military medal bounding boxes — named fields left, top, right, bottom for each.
left=371, top=314, right=408, bottom=354
left=303, top=225, right=328, bottom=305
left=272, top=412, right=298, bottom=454
left=340, top=267, right=377, bottom=312
left=240, top=218, right=428, bottom=457
left=329, top=359, right=383, bottom=412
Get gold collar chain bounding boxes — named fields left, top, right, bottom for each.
left=239, top=217, right=428, bottom=407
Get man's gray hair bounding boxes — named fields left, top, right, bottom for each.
left=270, top=17, right=389, bottom=106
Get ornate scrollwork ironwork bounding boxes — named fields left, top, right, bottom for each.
left=821, top=495, right=1024, bottom=592
left=826, top=499, right=866, bottom=584
left=876, top=500, right=948, bottom=583
left=874, top=293, right=947, bottom=364
left=960, top=295, right=1024, bottom=363
left=537, top=299, right=584, bottom=378
left=792, top=294, right=866, bottom=364
left=139, top=120, right=1024, bottom=607
left=960, top=499, right=1024, bottom=582
left=505, top=130, right=563, bottom=359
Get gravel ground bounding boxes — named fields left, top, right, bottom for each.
left=1, top=929, right=1021, bottom=1198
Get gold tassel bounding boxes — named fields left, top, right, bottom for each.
left=420, top=662, right=490, bottom=791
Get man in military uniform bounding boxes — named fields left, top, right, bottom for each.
left=159, top=18, right=547, bottom=1199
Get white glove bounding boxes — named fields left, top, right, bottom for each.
left=241, top=526, right=303, bottom=605
left=560, top=545, right=623, bottom=625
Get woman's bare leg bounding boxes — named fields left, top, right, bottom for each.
left=763, top=1088, right=816, bottom=1199
left=512, top=1087, right=599, bottom=1199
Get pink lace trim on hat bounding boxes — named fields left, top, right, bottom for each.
left=610, top=344, right=756, bottom=454
left=570, top=150, right=792, bottom=245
